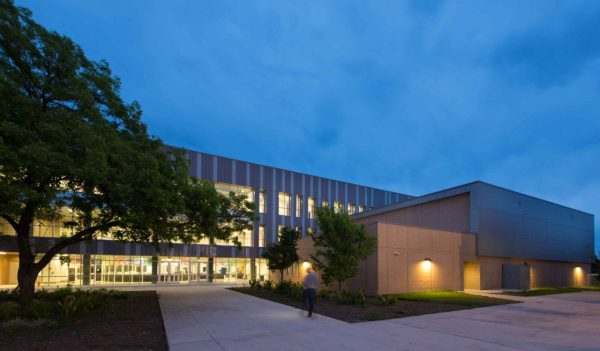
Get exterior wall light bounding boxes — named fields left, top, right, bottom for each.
left=422, top=258, right=432, bottom=270
left=0, top=251, right=6, bottom=255
left=302, top=260, right=311, bottom=270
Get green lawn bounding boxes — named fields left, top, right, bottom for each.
left=388, top=290, right=517, bottom=307
left=501, top=286, right=600, bottom=297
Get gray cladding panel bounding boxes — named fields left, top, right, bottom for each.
left=472, top=183, right=594, bottom=262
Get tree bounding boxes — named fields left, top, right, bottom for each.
left=311, top=207, right=376, bottom=290
left=0, top=1, right=255, bottom=305
left=262, top=226, right=300, bottom=282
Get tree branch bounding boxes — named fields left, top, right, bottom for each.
left=0, top=214, right=19, bottom=233
left=34, top=221, right=119, bottom=271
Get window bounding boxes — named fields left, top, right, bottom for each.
left=239, top=229, right=252, bottom=247
left=215, top=182, right=253, bottom=203
left=307, top=197, right=315, bottom=219
left=359, top=205, right=366, bottom=213
left=259, top=190, right=266, bottom=213
left=278, top=192, right=291, bottom=216
left=295, top=226, right=302, bottom=235
left=348, top=203, right=356, bottom=215
left=258, top=225, right=265, bottom=247
left=277, top=225, right=284, bottom=241
left=321, top=199, right=329, bottom=208
left=334, top=201, right=343, bottom=213
left=295, top=195, right=303, bottom=218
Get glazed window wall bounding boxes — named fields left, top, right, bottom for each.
left=348, top=203, right=356, bottom=215
left=258, top=225, right=266, bottom=247
left=34, top=255, right=270, bottom=287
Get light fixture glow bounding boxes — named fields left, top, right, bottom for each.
left=0, top=251, right=7, bottom=255
left=422, top=258, right=432, bottom=270
left=302, top=260, right=310, bottom=269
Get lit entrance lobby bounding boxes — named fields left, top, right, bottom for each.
left=0, top=253, right=270, bottom=288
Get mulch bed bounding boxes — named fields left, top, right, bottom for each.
left=0, top=291, right=168, bottom=351
left=229, top=287, right=472, bottom=323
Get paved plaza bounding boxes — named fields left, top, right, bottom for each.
left=157, top=285, right=600, bottom=351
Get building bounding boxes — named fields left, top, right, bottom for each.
left=290, top=181, right=594, bottom=294
left=0, top=148, right=594, bottom=291
left=0, top=148, right=410, bottom=288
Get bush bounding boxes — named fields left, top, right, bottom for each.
left=24, top=299, right=54, bottom=320
left=334, top=289, right=367, bottom=306
left=0, top=289, right=18, bottom=300
left=248, top=279, right=261, bottom=289
left=0, top=301, right=20, bottom=321
left=317, top=287, right=333, bottom=299
left=263, top=280, right=274, bottom=290
left=1, top=317, right=30, bottom=332
left=377, top=295, right=396, bottom=306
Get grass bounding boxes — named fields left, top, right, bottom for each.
left=230, top=286, right=517, bottom=323
left=387, top=290, right=517, bottom=307
left=501, top=286, right=600, bottom=297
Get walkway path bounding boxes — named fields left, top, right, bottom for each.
left=157, top=285, right=600, bottom=351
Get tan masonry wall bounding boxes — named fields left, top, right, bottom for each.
left=280, top=222, right=476, bottom=296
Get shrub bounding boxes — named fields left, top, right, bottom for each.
left=263, top=280, right=274, bottom=290
left=288, top=282, right=304, bottom=301
left=0, top=301, right=20, bottom=321
left=58, top=295, right=78, bottom=320
left=377, top=295, right=396, bottom=306
left=317, top=287, right=333, bottom=299
left=0, top=289, right=18, bottom=300
left=334, top=289, right=367, bottom=306
left=1, top=317, right=30, bottom=332
left=24, top=299, right=54, bottom=320
left=248, top=279, right=261, bottom=289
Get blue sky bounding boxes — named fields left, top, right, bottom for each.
left=20, top=0, right=599, bottom=253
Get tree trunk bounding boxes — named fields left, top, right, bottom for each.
left=17, top=261, right=39, bottom=306
left=280, top=269, right=284, bottom=282
left=338, top=280, right=342, bottom=291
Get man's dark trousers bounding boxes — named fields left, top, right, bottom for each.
left=305, top=288, right=316, bottom=317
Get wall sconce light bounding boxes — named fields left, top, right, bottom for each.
left=422, top=258, right=432, bottom=269
left=0, top=251, right=6, bottom=255
left=393, top=249, right=400, bottom=256
left=302, top=260, right=311, bottom=269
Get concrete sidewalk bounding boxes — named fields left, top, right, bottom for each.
left=157, top=285, right=600, bottom=351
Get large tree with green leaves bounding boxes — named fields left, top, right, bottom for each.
left=0, top=1, right=254, bottom=305
left=311, top=207, right=376, bottom=290
left=262, top=226, right=300, bottom=282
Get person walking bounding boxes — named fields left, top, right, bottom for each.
left=303, top=267, right=319, bottom=317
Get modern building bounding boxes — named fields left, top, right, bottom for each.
left=289, top=181, right=595, bottom=294
left=0, top=147, right=410, bottom=288
left=0, top=148, right=594, bottom=292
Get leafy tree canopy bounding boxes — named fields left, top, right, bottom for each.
left=311, top=207, right=376, bottom=290
left=262, top=226, right=301, bottom=281
left=0, top=0, right=255, bottom=304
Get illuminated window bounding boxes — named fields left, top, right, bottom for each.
left=359, top=205, right=366, bottom=213
left=277, top=225, right=284, bottom=241
left=238, top=229, right=252, bottom=247
left=334, top=201, right=343, bottom=213
left=321, top=200, right=329, bottom=208
left=258, top=225, right=265, bottom=247
left=307, top=197, right=315, bottom=219
left=295, top=195, right=303, bottom=218
left=259, top=190, right=266, bottom=213
left=278, top=192, right=291, bottom=216
left=348, top=203, right=356, bottom=215
left=295, top=226, right=302, bottom=235
left=215, top=182, right=254, bottom=203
